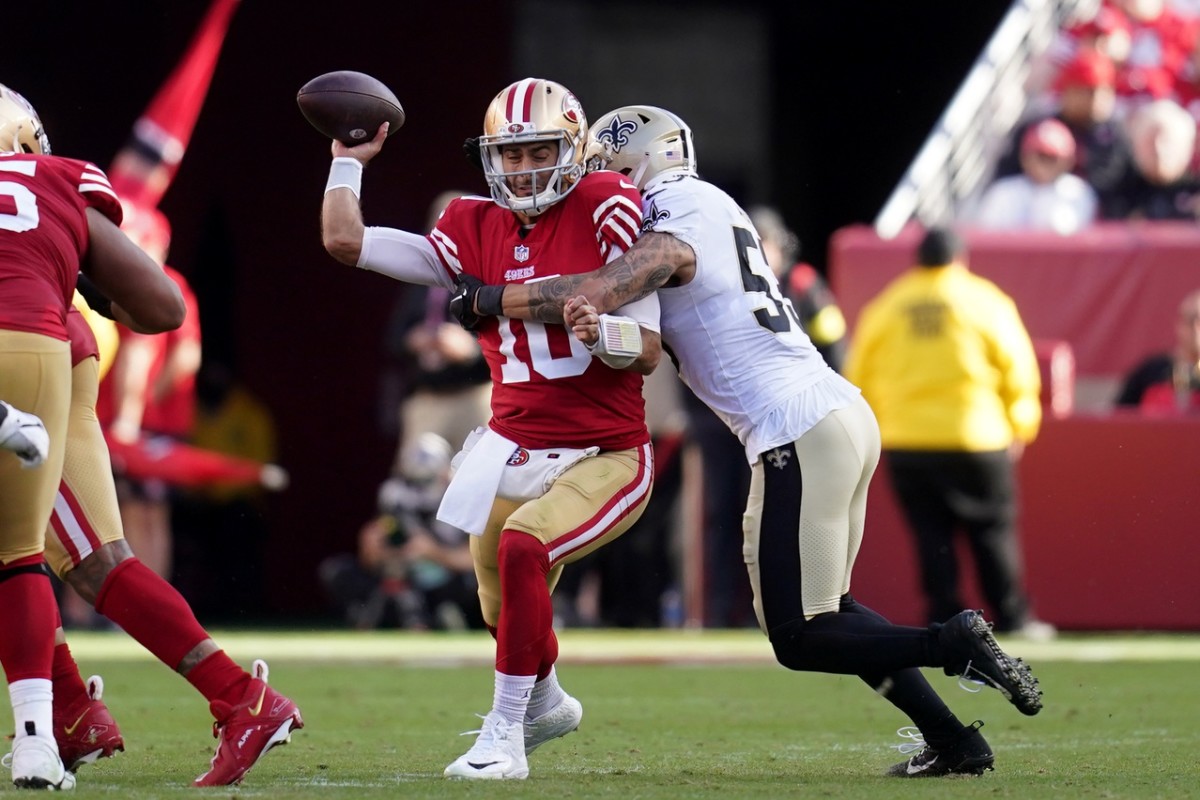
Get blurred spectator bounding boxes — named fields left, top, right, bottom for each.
left=318, top=433, right=482, bottom=630
left=1111, top=0, right=1198, bottom=106
left=1113, top=97, right=1200, bottom=217
left=998, top=49, right=1137, bottom=219
left=845, top=227, right=1055, bottom=641
left=1115, top=287, right=1200, bottom=411
left=747, top=206, right=847, bottom=371
left=1168, top=23, right=1200, bottom=156
left=97, top=207, right=202, bottom=581
left=971, top=117, right=1099, bottom=233
left=1032, top=5, right=1132, bottom=103
left=381, top=190, right=491, bottom=460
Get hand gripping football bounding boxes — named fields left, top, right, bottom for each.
left=296, top=71, right=405, bottom=145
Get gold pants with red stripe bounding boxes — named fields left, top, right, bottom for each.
left=0, top=331, right=71, bottom=564
left=470, top=442, right=653, bottom=627
left=44, top=357, right=126, bottom=579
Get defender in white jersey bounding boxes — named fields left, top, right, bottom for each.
left=453, top=105, right=1044, bottom=778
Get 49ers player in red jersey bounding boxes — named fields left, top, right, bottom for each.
left=321, top=78, right=661, bottom=780
left=0, top=82, right=183, bottom=790
left=38, top=301, right=303, bottom=787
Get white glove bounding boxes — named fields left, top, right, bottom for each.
left=0, top=400, right=50, bottom=469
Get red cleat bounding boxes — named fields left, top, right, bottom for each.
left=54, top=675, right=125, bottom=772
left=193, top=659, right=303, bottom=787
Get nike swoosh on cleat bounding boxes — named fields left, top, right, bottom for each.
left=63, top=710, right=90, bottom=736
left=467, top=761, right=501, bottom=769
left=907, top=756, right=937, bottom=775
left=247, top=686, right=268, bottom=717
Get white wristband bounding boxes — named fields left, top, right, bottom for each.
left=325, top=157, right=364, bottom=198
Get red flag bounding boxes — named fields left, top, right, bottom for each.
left=109, top=0, right=241, bottom=208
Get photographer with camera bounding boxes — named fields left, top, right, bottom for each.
left=318, top=433, right=482, bottom=630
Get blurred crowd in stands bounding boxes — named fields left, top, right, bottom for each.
left=968, top=0, right=1200, bottom=231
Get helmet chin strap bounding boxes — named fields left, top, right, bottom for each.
left=631, top=157, right=651, bottom=190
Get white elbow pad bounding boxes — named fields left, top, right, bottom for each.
left=587, top=314, right=642, bottom=369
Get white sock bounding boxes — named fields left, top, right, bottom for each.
left=493, top=671, right=536, bottom=726
left=525, top=666, right=566, bottom=721
left=9, top=679, right=53, bottom=742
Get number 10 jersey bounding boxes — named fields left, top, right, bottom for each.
left=429, top=171, right=650, bottom=452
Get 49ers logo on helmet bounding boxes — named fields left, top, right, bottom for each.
left=561, top=92, right=583, bottom=124
left=507, top=448, right=530, bottom=467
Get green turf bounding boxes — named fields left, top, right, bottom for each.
left=44, top=630, right=1200, bottom=798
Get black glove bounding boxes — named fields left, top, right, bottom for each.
left=448, top=275, right=505, bottom=332
left=463, top=137, right=483, bottom=172
left=76, top=272, right=115, bottom=320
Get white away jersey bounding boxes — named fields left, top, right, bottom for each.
left=642, top=173, right=861, bottom=461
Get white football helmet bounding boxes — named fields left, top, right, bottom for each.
left=588, top=105, right=696, bottom=190
left=0, top=83, right=50, bottom=155
left=479, top=78, right=587, bottom=216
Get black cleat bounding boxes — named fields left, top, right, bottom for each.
left=886, top=720, right=995, bottom=777
left=939, top=609, right=1043, bottom=716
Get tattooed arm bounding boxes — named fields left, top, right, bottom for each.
left=501, top=232, right=695, bottom=323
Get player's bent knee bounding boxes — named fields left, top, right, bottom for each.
left=65, top=540, right=135, bottom=604
left=497, top=531, right=549, bottom=578
left=767, top=620, right=812, bottom=671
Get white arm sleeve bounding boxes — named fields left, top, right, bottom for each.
left=614, top=291, right=661, bottom=334
left=357, top=226, right=455, bottom=288
left=588, top=289, right=660, bottom=370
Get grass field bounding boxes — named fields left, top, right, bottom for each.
left=44, top=629, right=1200, bottom=798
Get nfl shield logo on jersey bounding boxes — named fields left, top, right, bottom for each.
left=513, top=245, right=530, bottom=262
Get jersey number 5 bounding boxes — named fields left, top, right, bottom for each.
left=0, top=161, right=39, bottom=233
left=735, top=226, right=800, bottom=333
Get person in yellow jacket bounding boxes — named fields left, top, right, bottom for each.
left=845, top=227, right=1054, bottom=640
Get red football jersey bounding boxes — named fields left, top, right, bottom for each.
left=96, top=266, right=200, bottom=437
left=0, top=153, right=122, bottom=340
left=428, top=171, right=647, bottom=450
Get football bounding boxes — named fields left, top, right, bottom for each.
left=296, top=71, right=405, bottom=145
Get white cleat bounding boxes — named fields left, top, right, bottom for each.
left=524, top=693, right=583, bottom=755
left=444, top=711, right=529, bottom=780
left=8, top=735, right=76, bottom=790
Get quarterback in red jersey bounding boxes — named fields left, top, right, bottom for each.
left=0, top=82, right=182, bottom=790
left=321, top=78, right=660, bottom=780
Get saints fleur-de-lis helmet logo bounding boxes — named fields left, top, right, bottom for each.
left=595, top=114, right=639, bottom=153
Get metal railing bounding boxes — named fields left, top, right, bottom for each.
left=873, top=0, right=1097, bottom=238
